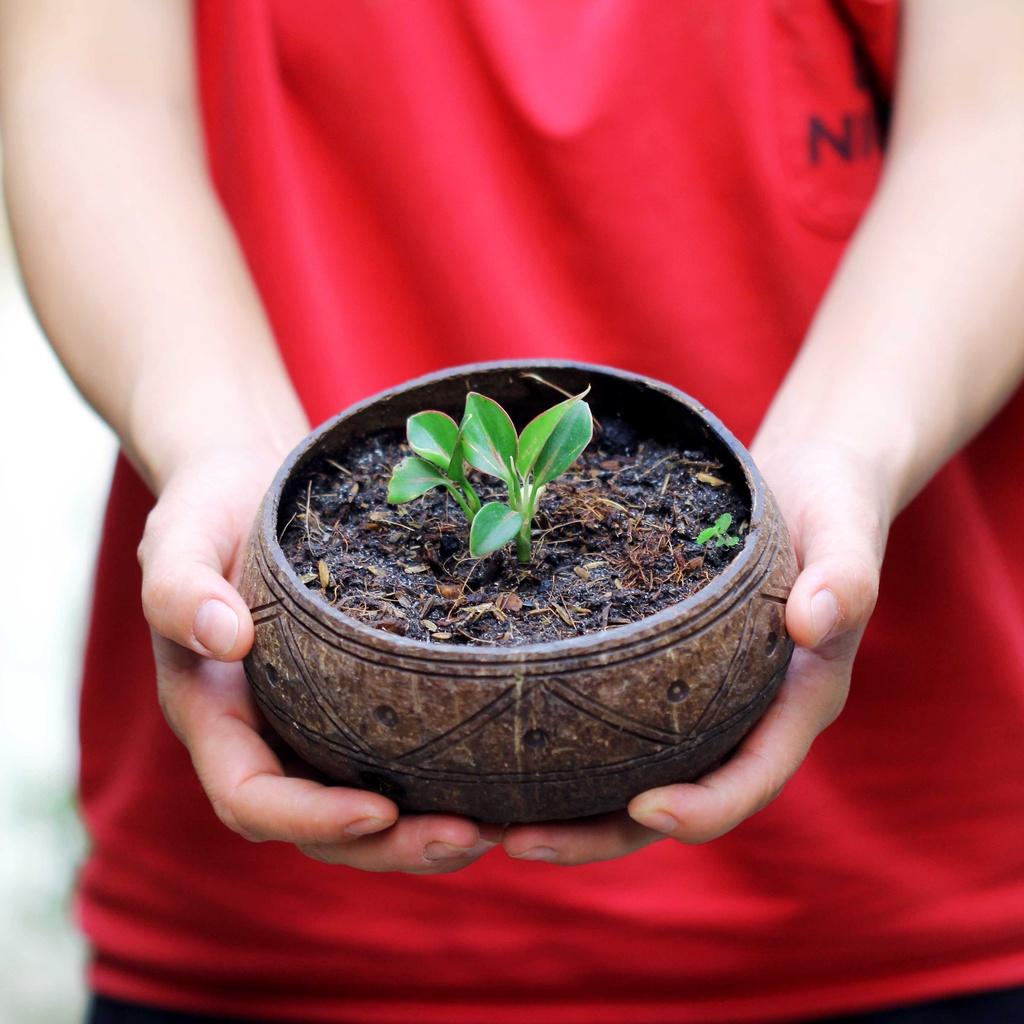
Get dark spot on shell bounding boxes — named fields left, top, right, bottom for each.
left=374, top=704, right=398, bottom=728
left=264, top=664, right=280, bottom=688
left=766, top=631, right=779, bottom=655
left=524, top=729, right=548, bottom=750
left=666, top=680, right=689, bottom=703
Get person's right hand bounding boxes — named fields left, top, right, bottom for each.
left=137, top=444, right=498, bottom=873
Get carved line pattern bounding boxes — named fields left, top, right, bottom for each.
left=251, top=664, right=787, bottom=786
left=689, top=599, right=758, bottom=737
left=412, top=683, right=665, bottom=771
left=276, top=615, right=373, bottom=756
left=543, top=678, right=692, bottom=746
left=250, top=630, right=792, bottom=784
left=393, top=683, right=526, bottom=765
left=387, top=668, right=701, bottom=770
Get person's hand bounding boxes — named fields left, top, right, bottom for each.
left=138, top=444, right=498, bottom=873
left=501, top=439, right=888, bottom=865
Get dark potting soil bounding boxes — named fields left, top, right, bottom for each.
left=279, top=421, right=749, bottom=646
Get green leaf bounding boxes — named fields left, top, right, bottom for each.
left=516, top=387, right=590, bottom=478
left=446, top=436, right=482, bottom=515
left=447, top=435, right=467, bottom=484
left=468, top=501, right=524, bottom=558
left=461, top=393, right=519, bottom=484
left=532, top=399, right=593, bottom=486
left=697, top=513, right=736, bottom=547
left=387, top=456, right=447, bottom=504
left=406, top=411, right=460, bottom=470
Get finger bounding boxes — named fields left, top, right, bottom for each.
left=629, top=647, right=847, bottom=843
left=503, top=811, right=662, bottom=866
left=785, top=499, right=882, bottom=653
left=161, top=650, right=400, bottom=843
left=159, top=647, right=492, bottom=868
left=302, top=815, right=497, bottom=874
left=138, top=500, right=253, bottom=661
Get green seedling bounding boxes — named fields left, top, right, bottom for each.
left=696, top=512, right=741, bottom=549
left=387, top=387, right=593, bottom=563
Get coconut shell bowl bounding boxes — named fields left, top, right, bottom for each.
left=239, top=361, right=797, bottom=823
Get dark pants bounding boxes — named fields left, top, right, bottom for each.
left=87, top=985, right=1024, bottom=1023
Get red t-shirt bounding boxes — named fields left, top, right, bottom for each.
left=78, top=3, right=1024, bottom=1021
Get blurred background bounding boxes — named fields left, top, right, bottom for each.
left=0, top=154, right=115, bottom=1021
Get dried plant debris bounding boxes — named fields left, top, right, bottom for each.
left=280, top=421, right=749, bottom=646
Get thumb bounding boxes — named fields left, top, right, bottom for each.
left=138, top=499, right=255, bottom=661
left=785, top=507, right=882, bottom=653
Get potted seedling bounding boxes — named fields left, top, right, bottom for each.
left=387, top=388, right=594, bottom=565
left=241, top=361, right=797, bottom=822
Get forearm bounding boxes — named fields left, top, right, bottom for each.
left=757, top=0, right=1024, bottom=519
left=0, top=2, right=306, bottom=492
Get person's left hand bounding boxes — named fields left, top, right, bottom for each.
left=501, top=439, right=888, bottom=865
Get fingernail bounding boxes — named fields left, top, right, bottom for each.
left=634, top=810, right=679, bottom=836
left=193, top=599, right=239, bottom=657
left=810, top=588, right=840, bottom=646
left=423, top=841, right=475, bottom=862
left=345, top=816, right=391, bottom=836
left=511, top=846, right=558, bottom=862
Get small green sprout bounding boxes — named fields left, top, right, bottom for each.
left=696, top=512, right=741, bottom=549
left=387, top=388, right=593, bottom=563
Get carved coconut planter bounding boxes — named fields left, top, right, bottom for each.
left=240, top=362, right=797, bottom=823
